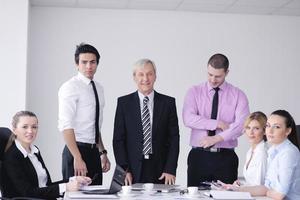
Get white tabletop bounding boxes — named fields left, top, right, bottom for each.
left=64, top=186, right=272, bottom=200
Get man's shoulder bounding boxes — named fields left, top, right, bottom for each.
left=155, top=91, right=175, bottom=102
left=59, top=75, right=78, bottom=90
left=225, top=82, right=245, bottom=93
left=186, top=82, right=207, bottom=94
left=117, top=92, right=137, bottom=101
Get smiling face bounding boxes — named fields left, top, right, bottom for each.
left=266, top=114, right=291, bottom=145
left=207, top=64, right=228, bottom=88
left=245, top=119, right=265, bottom=146
left=13, top=116, right=38, bottom=150
left=134, top=62, right=156, bottom=95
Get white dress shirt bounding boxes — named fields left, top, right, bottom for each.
left=264, top=139, right=300, bottom=200
left=243, top=141, right=268, bottom=186
left=58, top=72, right=105, bottom=144
left=138, top=90, right=154, bottom=125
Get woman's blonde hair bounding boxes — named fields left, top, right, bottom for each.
left=244, top=111, right=267, bottom=141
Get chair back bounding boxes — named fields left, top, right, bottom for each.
left=0, top=127, right=14, bottom=197
left=296, top=125, right=300, bottom=145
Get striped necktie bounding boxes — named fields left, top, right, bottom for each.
left=142, top=96, right=152, bottom=155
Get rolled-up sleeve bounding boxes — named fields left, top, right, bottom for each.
left=218, top=90, right=249, bottom=141
left=58, top=83, right=78, bottom=132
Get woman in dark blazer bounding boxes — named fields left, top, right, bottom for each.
left=2, top=111, right=91, bottom=199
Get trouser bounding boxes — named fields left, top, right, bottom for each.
left=62, top=144, right=102, bottom=185
left=187, top=147, right=238, bottom=186
left=139, top=155, right=164, bottom=184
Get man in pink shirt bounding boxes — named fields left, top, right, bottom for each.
left=183, top=53, right=249, bottom=186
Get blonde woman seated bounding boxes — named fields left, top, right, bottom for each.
left=223, top=110, right=300, bottom=200
left=2, top=111, right=91, bottom=199
left=238, top=111, right=268, bottom=186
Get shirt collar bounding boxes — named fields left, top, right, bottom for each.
left=15, top=140, right=39, bottom=158
left=77, top=72, right=92, bottom=85
left=253, top=140, right=265, bottom=153
left=138, top=90, right=154, bottom=102
left=207, top=81, right=227, bottom=92
left=267, top=139, right=290, bottom=159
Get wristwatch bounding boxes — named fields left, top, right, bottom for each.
left=99, top=149, right=107, bottom=156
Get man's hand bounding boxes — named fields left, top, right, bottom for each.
left=158, top=172, right=176, bottom=185
left=74, top=157, right=87, bottom=176
left=124, top=172, right=133, bottom=185
left=199, top=135, right=223, bottom=148
left=101, top=154, right=110, bottom=173
left=217, top=121, right=229, bottom=131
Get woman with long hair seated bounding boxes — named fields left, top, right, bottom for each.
left=2, top=111, right=91, bottom=199
left=223, top=110, right=300, bottom=200
left=239, top=111, right=268, bottom=186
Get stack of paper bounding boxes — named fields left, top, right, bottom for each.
left=207, top=190, right=254, bottom=200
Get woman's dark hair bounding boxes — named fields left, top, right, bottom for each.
left=271, top=110, right=299, bottom=149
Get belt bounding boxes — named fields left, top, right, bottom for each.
left=192, top=147, right=234, bottom=153
left=143, top=154, right=152, bottom=160
left=76, top=142, right=97, bottom=149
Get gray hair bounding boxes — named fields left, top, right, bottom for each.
left=133, top=58, right=157, bottom=76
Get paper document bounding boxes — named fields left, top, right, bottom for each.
left=67, top=191, right=118, bottom=199
left=208, top=190, right=254, bottom=199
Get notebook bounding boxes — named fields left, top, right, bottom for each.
left=82, top=165, right=126, bottom=195
left=131, top=183, right=179, bottom=193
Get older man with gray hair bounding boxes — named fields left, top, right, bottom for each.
left=113, top=58, right=180, bottom=185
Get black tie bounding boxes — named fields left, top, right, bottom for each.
left=91, top=80, right=100, bottom=144
left=208, top=87, right=219, bottom=136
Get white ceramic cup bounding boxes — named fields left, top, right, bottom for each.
left=187, top=186, right=198, bottom=195
left=143, top=183, right=154, bottom=192
left=121, top=185, right=132, bottom=194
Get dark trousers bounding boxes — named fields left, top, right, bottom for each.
left=187, top=148, right=238, bottom=186
left=139, top=156, right=164, bottom=184
left=62, top=145, right=102, bottom=185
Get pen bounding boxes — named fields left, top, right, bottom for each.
left=179, top=189, right=188, bottom=195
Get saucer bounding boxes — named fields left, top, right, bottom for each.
left=182, top=193, right=202, bottom=199
left=117, top=192, right=137, bottom=197
left=142, top=190, right=157, bottom=195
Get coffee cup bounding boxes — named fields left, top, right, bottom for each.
left=143, top=183, right=154, bottom=192
left=187, top=186, right=198, bottom=195
left=121, top=185, right=132, bottom=195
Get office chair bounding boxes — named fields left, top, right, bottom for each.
left=296, top=124, right=300, bottom=143
left=0, top=127, right=14, bottom=199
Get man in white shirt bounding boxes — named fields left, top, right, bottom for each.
left=58, top=43, right=110, bottom=184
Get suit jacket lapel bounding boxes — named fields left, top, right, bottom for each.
left=35, top=152, right=52, bottom=185
left=132, top=91, right=143, bottom=136
left=152, top=91, right=163, bottom=139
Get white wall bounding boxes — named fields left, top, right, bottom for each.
left=0, top=0, right=29, bottom=126
left=28, top=7, right=300, bottom=186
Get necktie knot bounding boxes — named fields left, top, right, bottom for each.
left=143, top=96, right=149, bottom=104
left=213, top=87, right=220, bottom=92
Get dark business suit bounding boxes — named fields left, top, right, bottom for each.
left=2, top=143, right=63, bottom=199
left=113, top=91, right=179, bottom=183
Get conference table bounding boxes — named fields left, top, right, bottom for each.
left=64, top=186, right=272, bottom=200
